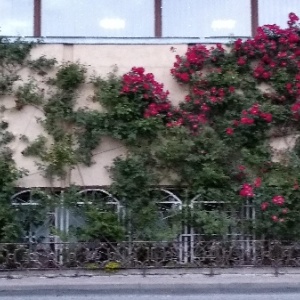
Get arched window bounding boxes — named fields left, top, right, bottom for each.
left=65, top=189, right=123, bottom=242
left=11, top=189, right=55, bottom=243
left=155, top=188, right=182, bottom=222
left=152, top=188, right=183, bottom=241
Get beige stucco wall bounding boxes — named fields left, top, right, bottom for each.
left=3, top=44, right=188, bottom=188
left=4, top=44, right=292, bottom=188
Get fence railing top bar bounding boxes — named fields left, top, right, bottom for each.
left=191, top=200, right=228, bottom=204
left=1, top=239, right=300, bottom=245
left=75, top=201, right=119, bottom=205
left=157, top=201, right=182, bottom=205
left=11, top=203, right=39, bottom=206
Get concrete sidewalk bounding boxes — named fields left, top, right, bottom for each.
left=1, top=273, right=300, bottom=294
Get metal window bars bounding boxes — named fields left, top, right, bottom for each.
left=11, top=190, right=56, bottom=244
left=9, top=188, right=262, bottom=265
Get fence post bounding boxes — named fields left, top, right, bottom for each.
left=274, top=263, right=279, bottom=277
left=209, top=261, right=215, bottom=276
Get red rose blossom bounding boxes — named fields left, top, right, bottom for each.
left=237, top=57, right=247, bottom=66
left=228, top=86, right=235, bottom=93
left=249, top=104, right=260, bottom=115
left=261, top=202, right=269, bottom=211
left=289, top=12, right=299, bottom=24
left=254, top=177, right=262, bottom=188
left=240, top=183, right=254, bottom=198
left=272, top=195, right=285, bottom=206
left=226, top=127, right=234, bottom=135
left=260, top=112, right=273, bottom=123
left=238, top=165, right=246, bottom=171
left=240, top=117, right=255, bottom=125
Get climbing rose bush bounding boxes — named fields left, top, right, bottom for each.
left=121, top=67, right=171, bottom=119
left=167, top=13, right=300, bottom=239
left=98, top=13, right=300, bottom=240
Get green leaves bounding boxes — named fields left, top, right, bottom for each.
left=27, top=56, right=57, bottom=75
left=0, top=149, right=25, bottom=242
left=22, top=135, right=47, bottom=157
left=76, top=209, right=125, bottom=242
left=91, top=70, right=122, bottom=108
left=108, top=155, right=183, bottom=241
left=0, top=37, right=33, bottom=66
left=15, top=80, right=44, bottom=109
left=53, top=62, right=86, bottom=90
left=192, top=210, right=233, bottom=236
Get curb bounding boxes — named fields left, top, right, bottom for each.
left=1, top=266, right=300, bottom=279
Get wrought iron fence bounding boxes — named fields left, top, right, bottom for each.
left=1, top=240, right=300, bottom=272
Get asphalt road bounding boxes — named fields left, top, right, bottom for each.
left=1, top=291, right=300, bottom=300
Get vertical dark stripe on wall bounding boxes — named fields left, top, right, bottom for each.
left=34, top=0, right=42, bottom=37
left=251, top=0, right=259, bottom=36
left=155, top=0, right=162, bottom=37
